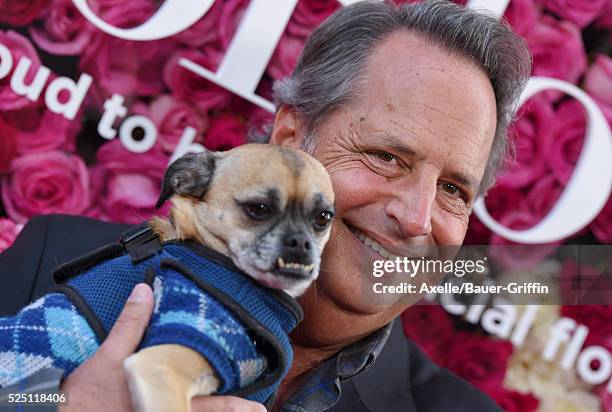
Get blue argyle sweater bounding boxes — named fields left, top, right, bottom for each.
left=0, top=240, right=302, bottom=404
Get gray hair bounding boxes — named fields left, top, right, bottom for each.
left=254, top=0, right=531, bottom=195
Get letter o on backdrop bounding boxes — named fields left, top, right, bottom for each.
left=474, top=77, right=612, bottom=244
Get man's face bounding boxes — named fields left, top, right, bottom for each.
left=274, top=32, right=497, bottom=325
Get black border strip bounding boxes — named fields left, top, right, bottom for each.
left=165, top=240, right=303, bottom=323
left=160, top=258, right=289, bottom=398
left=53, top=284, right=108, bottom=342
left=53, top=243, right=124, bottom=284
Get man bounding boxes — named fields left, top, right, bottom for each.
left=0, top=1, right=531, bottom=411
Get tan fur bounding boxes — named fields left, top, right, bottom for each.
left=127, top=144, right=335, bottom=412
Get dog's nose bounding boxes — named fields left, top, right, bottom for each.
left=282, top=233, right=311, bottom=262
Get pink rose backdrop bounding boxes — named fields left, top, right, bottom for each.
left=0, top=0, right=611, bottom=410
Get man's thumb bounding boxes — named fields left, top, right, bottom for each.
left=98, top=283, right=154, bottom=361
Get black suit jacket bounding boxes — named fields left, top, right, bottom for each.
left=0, top=214, right=502, bottom=411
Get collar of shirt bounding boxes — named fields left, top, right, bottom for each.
left=277, top=322, right=393, bottom=412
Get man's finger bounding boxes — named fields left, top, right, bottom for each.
left=192, top=395, right=267, bottom=412
left=98, top=283, right=154, bottom=361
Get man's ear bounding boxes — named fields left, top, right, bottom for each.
left=155, top=151, right=216, bottom=208
left=269, top=105, right=303, bottom=149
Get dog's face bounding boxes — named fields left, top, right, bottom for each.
left=156, top=144, right=335, bottom=297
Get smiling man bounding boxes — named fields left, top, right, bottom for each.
left=0, top=1, right=530, bottom=411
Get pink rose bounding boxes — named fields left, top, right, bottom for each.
left=594, top=1, right=612, bottom=30
left=286, top=0, right=341, bottom=39
left=79, top=0, right=173, bottom=98
left=267, top=34, right=305, bottom=80
left=400, top=305, right=454, bottom=362
left=483, top=184, right=528, bottom=221
left=0, top=218, right=23, bottom=253
left=0, top=0, right=51, bottom=26
left=0, top=114, right=17, bottom=173
left=525, top=15, right=586, bottom=100
left=438, top=332, right=513, bottom=395
left=1, top=151, right=90, bottom=223
left=491, top=389, right=539, bottom=412
left=525, top=174, right=563, bottom=221
left=561, top=304, right=612, bottom=350
left=29, top=0, right=95, bottom=55
left=0, top=31, right=43, bottom=111
left=489, top=210, right=561, bottom=271
left=204, top=114, right=246, bottom=151
left=172, top=1, right=224, bottom=48
left=164, top=48, right=232, bottom=113
left=149, top=95, right=208, bottom=154
left=503, top=0, right=540, bottom=36
left=7, top=103, right=78, bottom=155
left=596, top=384, right=612, bottom=412
left=498, top=96, right=555, bottom=189
left=541, top=0, right=608, bottom=28
left=90, top=140, right=170, bottom=224
left=218, top=0, right=249, bottom=51
left=591, top=196, right=612, bottom=244
left=584, top=54, right=612, bottom=123
left=549, top=100, right=586, bottom=185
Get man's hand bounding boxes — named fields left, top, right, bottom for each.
left=59, top=283, right=265, bottom=412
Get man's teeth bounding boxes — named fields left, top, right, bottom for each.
left=353, top=229, right=399, bottom=260
left=277, top=257, right=315, bottom=272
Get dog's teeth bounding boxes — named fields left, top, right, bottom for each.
left=278, top=257, right=285, bottom=268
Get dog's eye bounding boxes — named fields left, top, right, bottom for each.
left=242, top=202, right=273, bottom=221
left=314, top=211, right=334, bottom=230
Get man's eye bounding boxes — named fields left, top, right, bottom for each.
left=441, top=183, right=468, bottom=201
left=374, top=151, right=396, bottom=163
left=242, top=203, right=274, bottom=221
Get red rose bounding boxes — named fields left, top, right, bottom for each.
left=286, top=0, right=341, bottom=39
left=0, top=151, right=90, bottom=223
left=561, top=304, right=612, bottom=350
left=0, top=0, right=51, bottom=26
left=400, top=305, right=454, bottom=362
left=0, top=114, right=17, bottom=173
left=560, top=260, right=612, bottom=306
left=491, top=389, right=539, bottom=412
left=438, top=332, right=513, bottom=395
left=204, top=114, right=246, bottom=151
left=267, top=34, right=305, bottom=80
left=0, top=218, right=22, bottom=253
left=541, top=0, right=608, bottom=28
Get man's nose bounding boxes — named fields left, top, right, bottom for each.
left=385, top=179, right=436, bottom=238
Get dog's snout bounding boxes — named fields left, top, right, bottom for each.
left=282, top=233, right=311, bottom=262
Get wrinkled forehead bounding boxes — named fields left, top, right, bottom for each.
left=216, top=146, right=335, bottom=209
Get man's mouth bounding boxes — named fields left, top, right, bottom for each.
left=348, top=226, right=399, bottom=260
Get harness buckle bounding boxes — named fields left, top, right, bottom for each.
left=119, top=223, right=162, bottom=263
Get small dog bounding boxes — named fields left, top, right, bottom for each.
left=125, top=144, right=335, bottom=411
left=0, top=144, right=335, bottom=412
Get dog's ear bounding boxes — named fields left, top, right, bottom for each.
left=155, top=152, right=216, bottom=209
